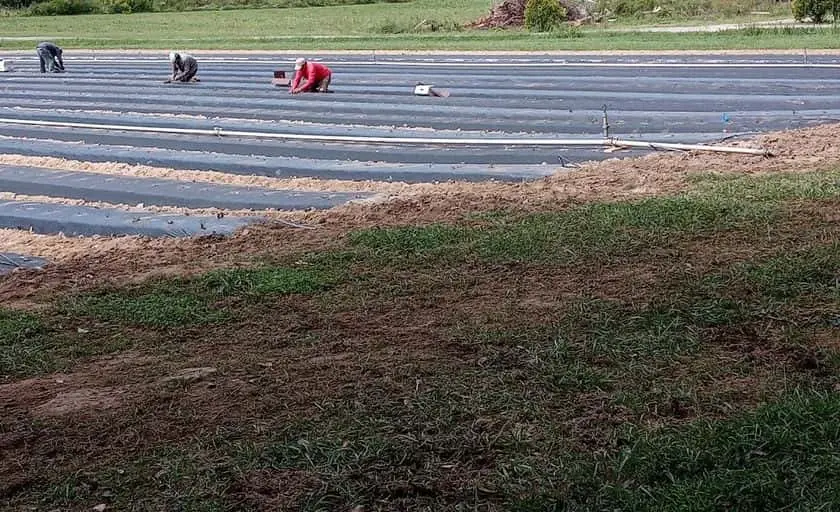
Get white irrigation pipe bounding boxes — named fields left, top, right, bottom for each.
left=0, top=117, right=771, bottom=155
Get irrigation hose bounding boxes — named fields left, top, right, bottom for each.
left=0, top=117, right=772, bottom=156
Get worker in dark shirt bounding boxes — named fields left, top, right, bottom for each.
left=36, top=41, right=64, bottom=73
left=290, top=57, right=332, bottom=94
left=165, top=52, right=199, bottom=83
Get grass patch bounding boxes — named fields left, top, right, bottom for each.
left=598, top=0, right=788, bottom=21
left=372, top=17, right=462, bottom=34
left=0, top=308, right=138, bottom=378
left=349, top=194, right=775, bottom=265
left=557, top=299, right=705, bottom=360
left=347, top=224, right=469, bottom=256
left=454, top=298, right=725, bottom=398
left=68, top=289, right=226, bottom=329
left=155, top=0, right=409, bottom=12
left=350, top=170, right=840, bottom=268
left=22, top=0, right=409, bottom=16
left=5, top=169, right=840, bottom=509
left=733, top=243, right=840, bottom=300
left=561, top=391, right=840, bottom=511
left=65, top=265, right=336, bottom=328
left=0, top=308, right=52, bottom=377
left=476, top=195, right=772, bottom=263
left=36, top=445, right=234, bottom=510
left=0, top=3, right=837, bottom=50
left=691, top=169, right=840, bottom=202
left=201, top=267, right=334, bottom=297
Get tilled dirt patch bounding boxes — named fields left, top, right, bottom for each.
left=3, top=121, right=838, bottom=308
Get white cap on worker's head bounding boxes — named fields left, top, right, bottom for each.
left=169, top=52, right=177, bottom=63
left=294, top=57, right=306, bottom=70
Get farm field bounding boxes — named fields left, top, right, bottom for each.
left=1, top=10, right=840, bottom=510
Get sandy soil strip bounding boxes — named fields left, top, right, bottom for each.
left=0, top=191, right=388, bottom=218
left=0, top=154, right=418, bottom=194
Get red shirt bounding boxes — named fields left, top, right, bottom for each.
left=291, top=62, right=331, bottom=92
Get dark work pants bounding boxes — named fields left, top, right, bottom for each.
left=174, top=64, right=198, bottom=82
left=314, top=74, right=331, bottom=92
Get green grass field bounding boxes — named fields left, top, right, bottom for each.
left=0, top=0, right=833, bottom=51
left=4, top=168, right=840, bottom=509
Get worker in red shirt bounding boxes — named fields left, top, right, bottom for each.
left=289, top=57, right=332, bottom=94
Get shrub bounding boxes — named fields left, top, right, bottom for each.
left=830, top=0, right=840, bottom=21
left=27, top=0, right=96, bottom=15
left=601, top=0, right=658, bottom=17
left=0, top=0, right=37, bottom=9
left=100, top=0, right=152, bottom=13
left=525, top=0, right=567, bottom=31
left=792, top=0, right=832, bottom=23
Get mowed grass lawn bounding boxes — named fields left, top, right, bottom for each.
left=3, top=168, right=840, bottom=510
left=0, top=0, right=839, bottom=51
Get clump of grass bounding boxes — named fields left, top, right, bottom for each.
left=349, top=169, right=840, bottom=269
left=0, top=308, right=52, bottom=377
left=201, top=267, right=334, bottom=297
left=36, top=445, right=233, bottom=510
left=1, top=307, right=139, bottom=378
left=737, top=243, right=840, bottom=300
left=691, top=169, right=840, bottom=202
left=372, top=17, right=462, bottom=34
left=67, top=290, right=226, bottom=329
left=349, top=193, right=775, bottom=266
left=560, top=391, right=840, bottom=511
left=736, top=25, right=820, bottom=37
left=348, top=224, right=472, bottom=257
left=557, top=299, right=704, bottom=360
left=67, top=266, right=336, bottom=328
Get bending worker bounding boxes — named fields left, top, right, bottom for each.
left=166, top=52, right=199, bottom=83
left=289, top=57, right=331, bottom=94
left=36, top=41, right=64, bottom=73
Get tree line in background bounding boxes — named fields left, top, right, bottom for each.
left=494, top=0, right=792, bottom=31
left=2, top=0, right=832, bottom=27
left=524, top=0, right=832, bottom=31
left=792, top=0, right=840, bottom=22
left=0, top=0, right=405, bottom=15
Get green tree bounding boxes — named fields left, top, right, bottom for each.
left=524, top=0, right=567, bottom=31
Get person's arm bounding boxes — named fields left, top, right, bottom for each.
left=302, top=65, right=318, bottom=92
left=293, top=65, right=318, bottom=94
left=172, top=62, right=186, bottom=81
left=290, top=68, right=304, bottom=93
